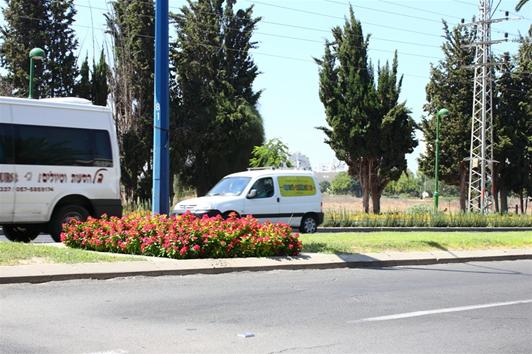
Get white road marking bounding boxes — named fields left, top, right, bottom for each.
left=348, top=299, right=532, bottom=323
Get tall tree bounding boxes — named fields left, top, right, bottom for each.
left=106, top=0, right=155, bottom=203
left=316, top=7, right=416, bottom=213
left=92, top=49, right=109, bottom=106
left=494, top=53, right=525, bottom=212
left=0, top=0, right=78, bottom=98
left=44, top=0, right=78, bottom=97
left=171, top=0, right=264, bottom=196
left=512, top=28, right=532, bottom=211
left=419, top=22, right=476, bottom=211
left=0, top=0, right=48, bottom=97
left=74, top=55, right=92, bottom=100
left=370, top=55, right=418, bottom=213
left=316, top=7, right=374, bottom=212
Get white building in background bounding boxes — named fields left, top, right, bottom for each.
left=316, top=159, right=348, bottom=172
left=289, top=152, right=312, bottom=170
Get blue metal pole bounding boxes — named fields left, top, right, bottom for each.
left=152, top=0, right=170, bottom=214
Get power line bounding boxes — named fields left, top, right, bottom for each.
left=69, top=4, right=445, bottom=61
left=246, top=0, right=443, bottom=38
left=73, top=1, right=442, bottom=50
left=377, top=0, right=463, bottom=20
left=325, top=0, right=443, bottom=24
left=453, top=0, right=477, bottom=7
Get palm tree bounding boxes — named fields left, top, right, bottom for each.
left=516, top=0, right=528, bottom=11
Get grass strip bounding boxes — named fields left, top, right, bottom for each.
left=300, top=231, right=532, bottom=254
left=0, top=243, right=144, bottom=266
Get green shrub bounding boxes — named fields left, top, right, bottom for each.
left=323, top=209, right=532, bottom=228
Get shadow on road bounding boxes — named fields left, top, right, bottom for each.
left=395, top=264, right=531, bottom=276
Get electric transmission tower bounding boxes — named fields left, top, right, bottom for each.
left=464, top=0, right=509, bottom=214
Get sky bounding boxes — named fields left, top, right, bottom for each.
left=9, top=0, right=532, bottom=171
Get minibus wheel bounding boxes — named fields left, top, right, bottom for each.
left=50, top=205, right=89, bottom=242
left=2, top=225, right=41, bottom=243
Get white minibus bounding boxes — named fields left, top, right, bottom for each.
left=0, top=97, right=122, bottom=242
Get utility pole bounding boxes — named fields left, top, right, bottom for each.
left=152, top=0, right=170, bottom=214
left=463, top=0, right=508, bottom=214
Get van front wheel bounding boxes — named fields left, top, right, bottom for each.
left=2, top=225, right=41, bottom=243
left=50, top=205, right=89, bottom=242
left=300, top=215, right=318, bottom=234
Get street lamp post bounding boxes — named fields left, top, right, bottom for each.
left=434, top=108, right=449, bottom=212
left=28, top=47, right=45, bottom=99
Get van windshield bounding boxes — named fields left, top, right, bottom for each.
left=207, top=177, right=251, bottom=196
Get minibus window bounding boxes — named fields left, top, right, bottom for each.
left=13, top=124, right=112, bottom=167
left=0, top=123, right=14, bottom=164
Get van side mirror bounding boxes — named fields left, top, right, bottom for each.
left=247, top=189, right=257, bottom=199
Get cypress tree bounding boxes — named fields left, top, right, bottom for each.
left=316, top=7, right=416, bottom=213
left=0, top=0, right=48, bottom=97
left=74, top=55, right=92, bottom=100
left=1, top=0, right=78, bottom=98
left=171, top=0, right=264, bottom=196
left=370, top=54, right=417, bottom=213
left=106, top=0, right=154, bottom=203
left=316, top=7, right=375, bottom=212
left=512, top=29, right=531, bottom=211
left=92, top=49, right=109, bottom=106
left=419, top=22, right=476, bottom=211
left=44, top=0, right=78, bottom=97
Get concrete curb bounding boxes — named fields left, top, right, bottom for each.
left=317, top=227, right=532, bottom=232
left=1, top=249, right=531, bottom=284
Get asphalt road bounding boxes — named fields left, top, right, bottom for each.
left=0, top=232, right=55, bottom=243
left=1, top=260, right=531, bottom=354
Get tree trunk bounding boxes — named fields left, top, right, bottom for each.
left=360, top=159, right=370, bottom=213
left=371, top=188, right=381, bottom=214
left=519, top=192, right=524, bottom=214
left=367, top=158, right=377, bottom=214
left=459, top=162, right=468, bottom=212
left=362, top=187, right=370, bottom=213
left=492, top=167, right=499, bottom=213
left=500, top=188, right=508, bottom=213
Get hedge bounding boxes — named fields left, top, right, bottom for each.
left=324, top=210, right=532, bottom=227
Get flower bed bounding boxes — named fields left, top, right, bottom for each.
left=61, top=212, right=302, bottom=259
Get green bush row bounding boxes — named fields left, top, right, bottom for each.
left=323, top=209, right=532, bottom=227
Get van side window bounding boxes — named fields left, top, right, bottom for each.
left=250, top=177, right=274, bottom=198
left=13, top=124, right=112, bottom=167
left=0, top=123, right=14, bottom=164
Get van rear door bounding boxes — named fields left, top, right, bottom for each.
left=276, top=175, right=319, bottom=227
left=0, top=105, right=15, bottom=223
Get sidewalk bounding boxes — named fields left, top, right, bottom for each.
left=1, top=248, right=531, bottom=284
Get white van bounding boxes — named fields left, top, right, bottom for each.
left=172, top=168, right=323, bottom=233
left=0, top=96, right=122, bottom=242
